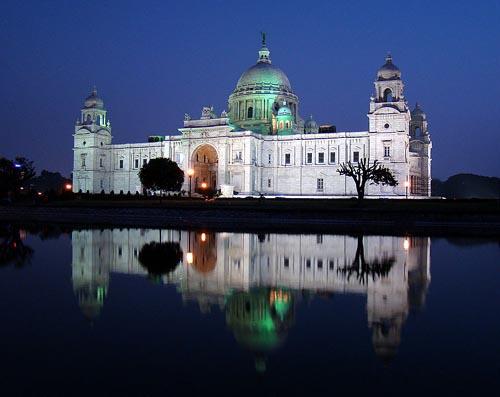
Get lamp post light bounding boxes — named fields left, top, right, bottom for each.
left=187, top=168, right=194, bottom=197
left=404, top=180, right=409, bottom=199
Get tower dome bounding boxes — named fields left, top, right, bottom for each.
left=411, top=102, right=426, bottom=120
left=277, top=104, right=292, bottom=116
left=84, top=87, right=104, bottom=109
left=304, top=115, right=319, bottom=133
left=377, top=54, right=401, bottom=81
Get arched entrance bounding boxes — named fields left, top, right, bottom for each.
left=191, top=145, right=218, bottom=190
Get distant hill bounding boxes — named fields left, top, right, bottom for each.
left=432, top=174, right=499, bottom=199
left=24, top=170, right=71, bottom=193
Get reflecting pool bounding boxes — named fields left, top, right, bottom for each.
left=0, top=225, right=499, bottom=396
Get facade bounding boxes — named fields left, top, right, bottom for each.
left=72, top=38, right=432, bottom=197
left=71, top=229, right=431, bottom=364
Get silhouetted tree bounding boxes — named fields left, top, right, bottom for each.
left=337, top=235, right=395, bottom=284
left=0, top=225, right=33, bottom=268
left=138, top=241, right=183, bottom=278
left=337, top=159, right=398, bottom=200
left=0, top=156, right=36, bottom=198
left=138, top=158, right=184, bottom=196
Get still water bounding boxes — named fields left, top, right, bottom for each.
left=0, top=225, right=499, bottom=396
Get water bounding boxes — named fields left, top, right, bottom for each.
left=0, top=225, right=499, bottom=396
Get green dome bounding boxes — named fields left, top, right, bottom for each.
left=277, top=104, right=292, bottom=116
left=235, top=62, right=292, bottom=93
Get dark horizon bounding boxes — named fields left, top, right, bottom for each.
left=2, top=0, right=499, bottom=179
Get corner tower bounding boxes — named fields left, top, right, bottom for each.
left=228, top=34, right=301, bottom=134
left=72, top=88, right=112, bottom=193
left=368, top=54, right=411, bottom=134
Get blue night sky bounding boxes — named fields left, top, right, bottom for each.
left=1, top=0, right=499, bottom=179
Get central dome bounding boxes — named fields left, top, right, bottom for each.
left=235, top=62, right=292, bottom=92
left=227, top=36, right=300, bottom=135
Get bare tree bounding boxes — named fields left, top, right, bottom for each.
left=337, top=159, right=398, bottom=200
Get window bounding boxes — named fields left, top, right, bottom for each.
left=134, top=159, right=139, bottom=168
left=317, top=259, right=323, bottom=269
left=353, top=151, right=359, bottom=163
left=81, top=157, right=86, bottom=167
left=235, top=151, right=242, bottom=162
left=318, top=152, right=325, bottom=164
left=329, top=260, right=334, bottom=270
left=247, top=107, right=253, bottom=119
left=330, top=152, right=336, bottom=163
left=285, top=153, right=291, bottom=165
left=316, top=234, right=323, bottom=244
left=317, top=178, right=324, bottom=192
left=99, top=158, right=103, bottom=167
left=119, top=159, right=124, bottom=169
left=383, top=88, right=393, bottom=102
left=384, top=146, right=391, bottom=158
left=307, top=152, right=313, bottom=164
left=267, top=178, right=272, bottom=188
left=268, top=153, right=272, bottom=164
left=306, top=259, right=311, bottom=268
left=284, top=257, right=289, bottom=268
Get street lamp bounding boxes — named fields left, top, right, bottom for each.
left=404, top=180, right=409, bottom=199
left=187, top=168, right=194, bottom=197
left=64, top=183, right=72, bottom=191
left=201, top=182, right=208, bottom=189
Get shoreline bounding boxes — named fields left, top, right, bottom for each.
left=1, top=199, right=499, bottom=236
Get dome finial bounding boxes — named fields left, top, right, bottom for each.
left=257, top=33, right=271, bottom=64
left=386, top=52, right=392, bottom=63
left=92, top=85, right=97, bottom=95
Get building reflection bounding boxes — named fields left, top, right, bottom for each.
left=71, top=229, right=431, bottom=366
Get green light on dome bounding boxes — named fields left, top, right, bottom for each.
left=97, top=286, right=106, bottom=303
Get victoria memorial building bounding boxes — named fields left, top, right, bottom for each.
left=72, top=37, right=432, bottom=197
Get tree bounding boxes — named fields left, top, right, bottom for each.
left=0, top=156, right=36, bottom=198
left=138, top=158, right=184, bottom=196
left=0, top=225, right=34, bottom=268
left=337, top=159, right=398, bottom=200
left=138, top=241, right=183, bottom=279
left=336, top=235, right=395, bottom=285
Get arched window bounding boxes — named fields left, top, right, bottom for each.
left=96, top=115, right=101, bottom=125
left=247, top=107, right=253, bottom=119
left=279, top=121, right=284, bottom=130
left=285, top=122, right=289, bottom=129
left=415, top=127, right=421, bottom=137
left=86, top=114, right=91, bottom=123
left=383, top=88, right=393, bottom=102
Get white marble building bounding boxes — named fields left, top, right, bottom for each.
left=71, top=229, right=431, bottom=360
left=72, top=38, right=432, bottom=197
